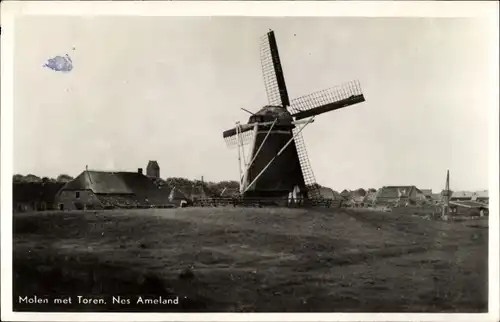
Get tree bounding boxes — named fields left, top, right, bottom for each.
left=13, top=174, right=25, bottom=183
left=356, top=188, right=367, bottom=196
left=24, top=174, right=42, bottom=183
left=42, top=177, right=56, bottom=183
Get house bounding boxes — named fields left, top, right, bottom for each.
left=55, top=168, right=172, bottom=210
left=472, top=190, right=489, bottom=204
left=374, top=186, right=425, bottom=206
left=450, top=191, right=474, bottom=201
left=13, top=182, right=65, bottom=212
left=318, top=187, right=337, bottom=200
left=420, top=189, right=433, bottom=199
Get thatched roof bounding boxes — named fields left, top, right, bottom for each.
left=61, top=170, right=172, bottom=204
left=63, top=171, right=134, bottom=194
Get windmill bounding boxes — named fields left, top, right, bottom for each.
left=222, top=30, right=366, bottom=201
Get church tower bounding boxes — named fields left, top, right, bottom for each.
left=146, top=160, right=160, bottom=178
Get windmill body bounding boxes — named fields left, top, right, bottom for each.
left=223, top=30, right=366, bottom=201
left=243, top=106, right=306, bottom=198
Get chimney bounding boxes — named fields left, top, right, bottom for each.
left=138, top=168, right=143, bottom=175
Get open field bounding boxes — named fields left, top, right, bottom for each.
left=13, top=207, right=488, bottom=312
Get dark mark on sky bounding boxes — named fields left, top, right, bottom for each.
left=43, top=54, right=73, bottom=72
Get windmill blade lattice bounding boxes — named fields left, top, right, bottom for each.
left=260, top=32, right=290, bottom=107
left=289, top=80, right=364, bottom=119
left=292, top=128, right=321, bottom=199
left=224, top=129, right=255, bottom=149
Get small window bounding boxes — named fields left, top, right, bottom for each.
left=76, top=191, right=80, bottom=199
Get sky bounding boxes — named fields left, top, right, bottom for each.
left=13, top=16, right=492, bottom=192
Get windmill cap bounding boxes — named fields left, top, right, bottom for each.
left=248, top=105, right=293, bottom=124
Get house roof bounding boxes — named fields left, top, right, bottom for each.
left=376, top=186, right=417, bottom=199
left=431, top=193, right=442, bottom=201
left=13, top=182, right=65, bottom=204
left=420, top=189, right=432, bottom=196
left=63, top=171, right=134, bottom=194
left=451, top=191, right=474, bottom=199
left=473, top=190, right=489, bottom=198
left=62, top=171, right=173, bottom=203
left=318, top=187, right=337, bottom=200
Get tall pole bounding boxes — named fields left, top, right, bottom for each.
left=241, top=123, right=259, bottom=193
left=442, top=169, right=450, bottom=219
left=235, top=123, right=243, bottom=193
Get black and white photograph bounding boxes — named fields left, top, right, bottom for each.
left=1, top=1, right=499, bottom=321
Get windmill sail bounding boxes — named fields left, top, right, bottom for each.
left=260, top=30, right=290, bottom=107
left=290, top=80, right=365, bottom=120
left=292, top=129, right=321, bottom=199
left=223, top=126, right=255, bottom=149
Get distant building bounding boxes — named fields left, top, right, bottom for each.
left=419, top=189, right=433, bottom=199
left=146, top=160, right=160, bottom=178
left=450, top=191, right=473, bottom=201
left=472, top=190, right=489, bottom=204
left=55, top=168, right=174, bottom=210
left=318, top=187, right=337, bottom=200
left=337, top=189, right=368, bottom=207
left=450, top=190, right=489, bottom=204
left=375, top=186, right=426, bottom=206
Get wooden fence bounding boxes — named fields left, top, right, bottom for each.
left=192, top=197, right=343, bottom=208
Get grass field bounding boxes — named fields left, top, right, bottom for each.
left=13, top=207, right=488, bottom=312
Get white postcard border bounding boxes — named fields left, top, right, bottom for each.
left=1, top=1, right=498, bottom=321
